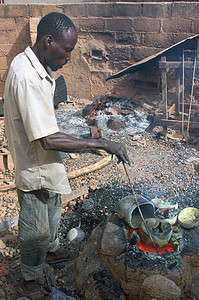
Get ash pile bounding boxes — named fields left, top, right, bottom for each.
left=55, top=94, right=149, bottom=139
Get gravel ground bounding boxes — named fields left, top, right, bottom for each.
left=0, top=102, right=199, bottom=299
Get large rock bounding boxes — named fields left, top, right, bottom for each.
left=101, top=217, right=127, bottom=256
left=140, top=275, right=181, bottom=300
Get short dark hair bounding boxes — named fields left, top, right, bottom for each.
left=36, top=12, right=76, bottom=42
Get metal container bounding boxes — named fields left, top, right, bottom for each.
left=140, top=218, right=173, bottom=247
left=178, top=207, right=199, bottom=229
left=116, top=194, right=155, bottom=228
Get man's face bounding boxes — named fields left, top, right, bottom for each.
left=44, top=27, right=77, bottom=71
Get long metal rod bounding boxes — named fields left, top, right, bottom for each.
left=187, top=52, right=197, bottom=136
left=122, top=163, right=160, bottom=255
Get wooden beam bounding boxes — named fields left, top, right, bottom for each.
left=161, top=119, right=199, bottom=128
left=179, top=103, right=199, bottom=110
left=159, top=61, right=199, bottom=69
left=61, top=185, right=88, bottom=206
left=67, top=155, right=114, bottom=179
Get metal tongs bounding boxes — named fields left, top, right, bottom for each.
left=122, top=162, right=160, bottom=255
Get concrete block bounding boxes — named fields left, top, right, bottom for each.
left=87, top=3, right=114, bottom=18
left=15, top=16, right=29, bottom=30
left=41, top=4, right=64, bottom=16
left=0, top=69, right=8, bottom=82
left=29, top=17, right=40, bottom=45
left=28, top=5, right=42, bottom=17
left=170, top=3, right=199, bottom=19
left=131, top=46, right=162, bottom=63
left=106, top=45, right=132, bottom=61
left=115, top=32, right=141, bottom=46
left=0, top=6, right=4, bottom=17
left=0, top=57, right=10, bottom=69
left=6, top=4, right=28, bottom=17
left=79, top=18, right=106, bottom=32
left=29, top=17, right=40, bottom=33
left=193, top=20, right=199, bottom=34
left=132, top=18, right=161, bottom=33
left=0, top=43, right=27, bottom=57
left=106, top=18, right=132, bottom=33
left=0, top=18, right=15, bottom=31
left=114, top=3, right=142, bottom=17
left=141, top=32, right=190, bottom=49
left=142, top=3, right=171, bottom=18
left=163, top=19, right=193, bottom=34
left=66, top=3, right=87, bottom=17
left=6, top=30, right=28, bottom=44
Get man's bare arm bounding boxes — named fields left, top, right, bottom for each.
left=40, top=131, right=130, bottom=164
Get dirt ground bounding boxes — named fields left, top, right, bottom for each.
left=0, top=100, right=199, bottom=300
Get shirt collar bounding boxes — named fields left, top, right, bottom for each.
left=24, top=46, right=54, bottom=83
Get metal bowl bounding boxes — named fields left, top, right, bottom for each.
left=178, top=207, right=199, bottom=229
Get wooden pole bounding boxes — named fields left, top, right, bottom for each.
left=187, top=53, right=197, bottom=136
left=182, top=49, right=185, bottom=132
left=161, top=57, right=168, bottom=132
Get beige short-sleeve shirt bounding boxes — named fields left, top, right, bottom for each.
left=4, top=46, right=71, bottom=194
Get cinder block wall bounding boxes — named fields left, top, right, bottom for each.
left=0, top=3, right=199, bottom=101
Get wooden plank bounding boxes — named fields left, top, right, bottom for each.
left=159, top=61, right=199, bottom=69
left=67, top=155, right=114, bottom=179
left=161, top=119, right=199, bottom=128
left=61, top=185, right=88, bottom=206
left=167, top=104, right=175, bottom=118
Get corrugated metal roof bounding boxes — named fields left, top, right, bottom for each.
left=106, top=34, right=199, bottom=81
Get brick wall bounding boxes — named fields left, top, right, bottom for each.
left=0, top=3, right=199, bottom=100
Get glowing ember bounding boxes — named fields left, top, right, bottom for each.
left=129, top=228, right=177, bottom=254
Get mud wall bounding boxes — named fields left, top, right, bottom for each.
left=0, top=3, right=199, bottom=101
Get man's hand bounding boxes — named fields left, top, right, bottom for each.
left=105, top=140, right=131, bottom=165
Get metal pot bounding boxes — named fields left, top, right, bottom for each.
left=140, top=218, right=173, bottom=247
left=116, top=194, right=155, bottom=228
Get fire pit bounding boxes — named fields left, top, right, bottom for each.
left=76, top=203, right=199, bottom=300
left=55, top=94, right=149, bottom=140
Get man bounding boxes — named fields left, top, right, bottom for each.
left=4, top=12, right=130, bottom=299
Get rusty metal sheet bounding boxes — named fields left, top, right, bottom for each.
left=106, top=34, right=199, bottom=81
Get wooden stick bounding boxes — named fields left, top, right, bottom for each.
left=182, top=49, right=185, bottom=133
left=122, top=162, right=160, bottom=255
left=187, top=52, right=197, bottom=136
left=67, top=155, right=114, bottom=179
